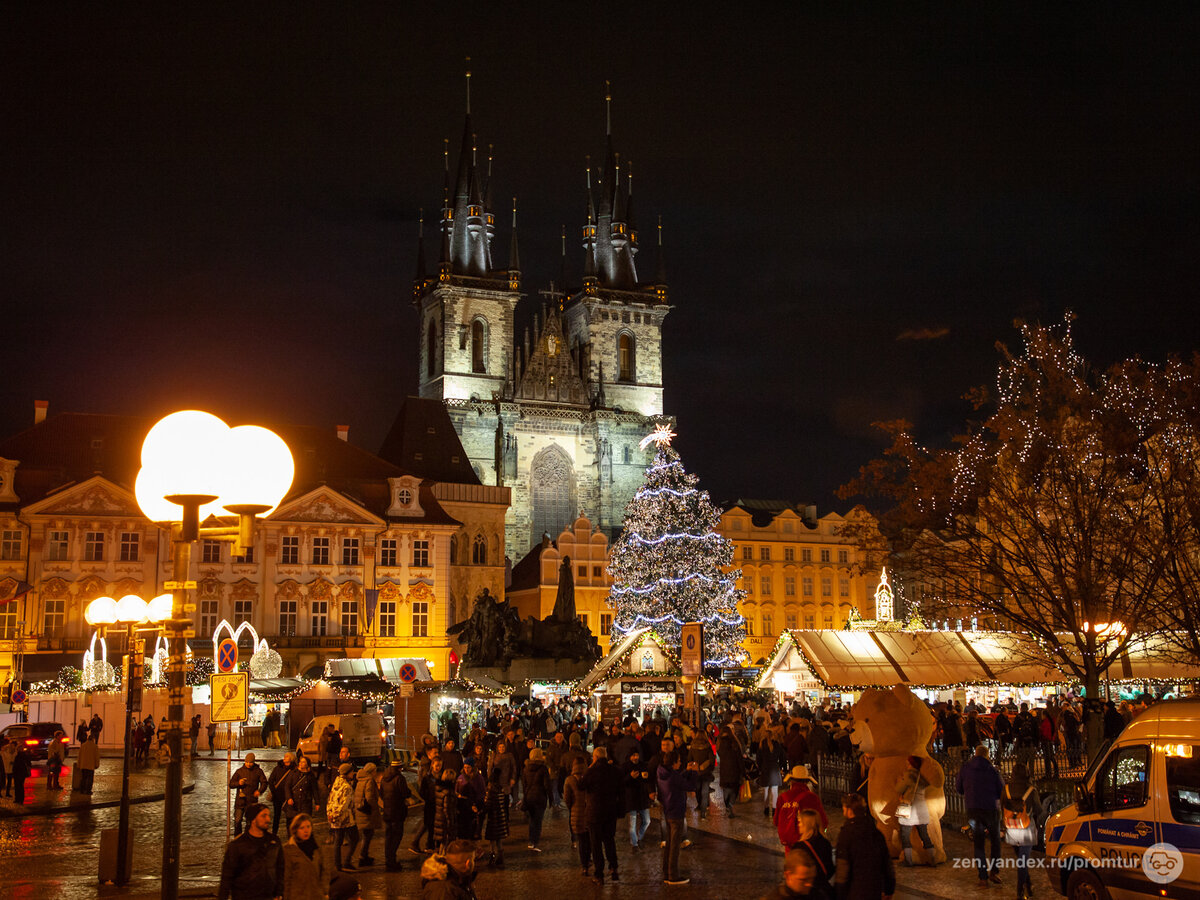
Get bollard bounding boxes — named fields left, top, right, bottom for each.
left=99, top=827, right=134, bottom=884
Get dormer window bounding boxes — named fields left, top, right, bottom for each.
left=397, top=489, right=412, bottom=506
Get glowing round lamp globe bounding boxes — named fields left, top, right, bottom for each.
left=218, top=425, right=294, bottom=515
left=116, top=593, right=149, bottom=624
left=139, top=410, right=229, bottom=498
left=147, top=593, right=175, bottom=623
left=85, top=595, right=118, bottom=627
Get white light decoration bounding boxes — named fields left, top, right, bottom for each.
left=250, top=646, right=283, bottom=680
left=82, top=631, right=113, bottom=689
left=639, top=423, right=677, bottom=451
left=874, top=567, right=895, bottom=623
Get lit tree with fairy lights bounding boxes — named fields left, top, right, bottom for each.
left=608, top=425, right=748, bottom=666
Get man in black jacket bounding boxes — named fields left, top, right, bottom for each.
left=267, top=752, right=296, bottom=835
left=229, top=753, right=269, bottom=836
left=834, top=793, right=895, bottom=900
left=380, top=760, right=413, bottom=871
left=581, top=747, right=624, bottom=885
left=218, top=803, right=283, bottom=900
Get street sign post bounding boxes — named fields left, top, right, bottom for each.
left=398, top=663, right=418, bottom=683
left=209, top=672, right=249, bottom=724
left=216, top=639, right=238, bottom=674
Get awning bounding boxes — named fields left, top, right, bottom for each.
left=324, top=657, right=432, bottom=684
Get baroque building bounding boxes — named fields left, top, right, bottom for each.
left=716, top=500, right=888, bottom=665
left=412, top=87, right=671, bottom=558
left=0, top=403, right=507, bottom=684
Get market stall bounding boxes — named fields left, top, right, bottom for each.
left=576, top=627, right=693, bottom=726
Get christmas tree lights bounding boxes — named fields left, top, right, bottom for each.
left=608, top=428, right=748, bottom=666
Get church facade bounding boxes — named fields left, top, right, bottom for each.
left=412, top=91, right=672, bottom=558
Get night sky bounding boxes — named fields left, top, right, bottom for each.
left=5, top=6, right=1199, bottom=511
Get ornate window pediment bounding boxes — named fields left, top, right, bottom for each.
left=388, top=476, right=425, bottom=518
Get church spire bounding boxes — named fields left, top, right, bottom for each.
left=653, top=215, right=668, bottom=302
left=507, top=197, right=520, bottom=289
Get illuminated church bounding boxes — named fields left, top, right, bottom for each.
left=411, top=82, right=672, bottom=557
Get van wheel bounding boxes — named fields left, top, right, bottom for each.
left=1066, top=869, right=1110, bottom=900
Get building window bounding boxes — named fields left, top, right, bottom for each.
left=412, top=600, right=429, bottom=637
left=279, top=598, right=297, bottom=636
left=840, top=578, right=850, bottom=598
left=823, top=614, right=834, bottom=629
left=233, top=545, right=254, bottom=564
left=784, top=548, right=795, bottom=562
left=471, top=319, right=487, bottom=373
left=821, top=577, right=832, bottom=597
left=341, top=600, right=358, bottom=636
left=785, top=576, right=796, bottom=596
left=378, top=600, right=396, bottom=637
left=804, top=613, right=815, bottom=629
left=312, top=537, right=330, bottom=565
left=640, top=648, right=653, bottom=671
left=801, top=548, right=812, bottom=563
left=786, top=612, right=798, bottom=630
left=579, top=612, right=590, bottom=630
left=84, top=531, right=104, bottom=561
left=744, top=578, right=754, bottom=597
left=46, top=530, right=69, bottom=561
left=341, top=538, right=360, bottom=566
left=578, top=565, right=587, bottom=579
left=600, top=613, right=612, bottom=635
left=472, top=534, right=487, bottom=565
left=43, top=597, right=66, bottom=636
left=762, top=612, right=774, bottom=636
left=1, top=530, right=23, bottom=561
left=742, top=545, right=753, bottom=560
left=234, top=598, right=252, bottom=626
left=202, top=540, right=221, bottom=564
left=412, top=539, right=429, bottom=567
left=0, top=602, right=17, bottom=639
left=760, top=547, right=771, bottom=561
left=802, top=577, right=813, bottom=597
left=379, top=539, right=397, bottom=567
left=119, top=532, right=140, bottom=562
left=593, top=566, right=603, bottom=578
left=530, top=445, right=575, bottom=549
left=760, top=577, right=772, bottom=596
left=281, top=535, right=299, bottom=565
left=311, top=600, right=328, bottom=636
left=820, top=549, right=831, bottom=564
left=838, top=550, right=849, bottom=564
left=618, top=332, right=635, bottom=382
left=201, top=598, right=218, bottom=635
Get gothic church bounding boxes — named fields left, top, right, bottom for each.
left=412, top=86, right=672, bottom=557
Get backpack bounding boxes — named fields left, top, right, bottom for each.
left=1003, top=786, right=1036, bottom=846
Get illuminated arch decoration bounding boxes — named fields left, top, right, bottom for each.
left=875, top=567, right=894, bottom=623
left=81, top=631, right=117, bottom=689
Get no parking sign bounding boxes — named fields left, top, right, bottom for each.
left=217, top=638, right=238, bottom=673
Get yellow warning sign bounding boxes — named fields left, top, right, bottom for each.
left=209, top=672, right=249, bottom=723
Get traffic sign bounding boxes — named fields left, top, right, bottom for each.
left=217, top=639, right=238, bottom=673
left=10, top=688, right=25, bottom=705
left=209, top=672, right=249, bottom=723
left=398, top=663, right=418, bottom=684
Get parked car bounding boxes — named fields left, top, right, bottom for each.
left=296, top=713, right=388, bottom=764
left=0, top=722, right=68, bottom=762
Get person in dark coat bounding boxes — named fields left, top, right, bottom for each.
left=432, top=768, right=458, bottom=853
left=581, top=746, right=623, bottom=885
left=622, top=748, right=652, bottom=850
left=717, top=726, right=745, bottom=816
left=10, top=743, right=32, bottom=805
left=563, top=758, right=591, bottom=873
left=834, top=793, right=895, bottom=900
left=766, top=845, right=835, bottom=900
left=283, top=754, right=319, bottom=821
left=267, top=752, right=296, bottom=836
left=482, top=765, right=510, bottom=868
left=1102, top=701, right=1126, bottom=741
left=218, top=803, right=284, bottom=900
left=956, top=744, right=1005, bottom=886
left=520, top=748, right=551, bottom=850
left=656, top=750, right=699, bottom=885
left=229, top=753, right=269, bottom=836
left=380, top=759, right=412, bottom=871
left=454, top=759, right=485, bottom=841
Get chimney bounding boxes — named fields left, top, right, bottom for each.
left=34, top=400, right=49, bottom=425
left=336, top=425, right=349, bottom=442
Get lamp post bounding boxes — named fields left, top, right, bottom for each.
left=84, top=592, right=173, bottom=886
left=133, top=410, right=293, bottom=900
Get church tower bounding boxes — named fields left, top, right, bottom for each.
left=410, top=79, right=672, bottom=558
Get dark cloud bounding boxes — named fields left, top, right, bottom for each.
left=897, top=327, right=951, bottom=342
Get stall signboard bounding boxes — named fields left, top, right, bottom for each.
left=621, top=680, right=676, bottom=694
left=681, top=623, right=703, bottom=677
left=600, top=693, right=623, bottom=727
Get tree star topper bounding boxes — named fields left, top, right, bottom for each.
left=640, top=424, right=676, bottom=451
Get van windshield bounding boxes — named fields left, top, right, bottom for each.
left=1167, top=749, right=1200, bottom=824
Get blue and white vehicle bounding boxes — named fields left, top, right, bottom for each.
left=1045, top=698, right=1200, bottom=900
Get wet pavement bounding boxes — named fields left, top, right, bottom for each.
left=0, top=750, right=1034, bottom=899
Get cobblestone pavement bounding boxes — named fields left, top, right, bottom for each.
left=0, top=751, right=1039, bottom=900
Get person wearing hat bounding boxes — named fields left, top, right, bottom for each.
left=380, top=757, right=413, bottom=871
left=775, top=765, right=828, bottom=848
left=218, top=802, right=283, bottom=900
left=229, top=753, right=269, bottom=836
left=326, top=762, right=360, bottom=870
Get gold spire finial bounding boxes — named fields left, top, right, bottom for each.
left=605, top=80, right=611, bottom=134
left=465, top=57, right=471, bottom=114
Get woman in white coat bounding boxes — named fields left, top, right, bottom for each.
left=894, top=754, right=935, bottom=866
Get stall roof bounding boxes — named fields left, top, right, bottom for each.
left=575, top=627, right=686, bottom=695
left=249, top=677, right=307, bottom=695
left=757, top=629, right=1200, bottom=691
left=324, top=657, right=432, bottom=684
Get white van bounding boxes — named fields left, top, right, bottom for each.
left=296, top=713, right=388, bottom=764
left=1045, top=698, right=1200, bottom=900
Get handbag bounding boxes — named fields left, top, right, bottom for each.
left=738, top=780, right=753, bottom=802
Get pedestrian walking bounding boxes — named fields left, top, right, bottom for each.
left=10, top=744, right=32, bottom=805
left=482, top=765, right=509, bottom=868
left=46, top=731, right=67, bottom=790
left=283, top=754, right=319, bottom=821
left=834, top=792, right=895, bottom=900
left=189, top=714, right=202, bottom=758
left=757, top=730, right=788, bottom=818
left=956, top=744, right=1005, bottom=886
left=412, top=757, right=443, bottom=855
left=352, top=762, right=382, bottom=866
left=894, top=755, right=934, bottom=866
left=686, top=733, right=716, bottom=818
left=656, top=750, right=699, bottom=885
left=420, top=839, right=480, bottom=900
left=520, top=747, right=550, bottom=851
left=88, top=713, right=104, bottom=744
left=1001, top=764, right=1043, bottom=900
left=326, top=763, right=360, bottom=871
left=716, top=726, right=745, bottom=816
left=76, top=720, right=89, bottom=746
left=218, top=802, right=284, bottom=900
left=454, top=760, right=485, bottom=840
left=268, top=752, right=297, bottom=836
left=282, top=813, right=329, bottom=900
left=762, top=845, right=835, bottom=900
left=379, top=758, right=412, bottom=871
left=432, top=768, right=458, bottom=853
left=776, top=765, right=828, bottom=846
left=581, top=746, right=622, bottom=885
left=622, top=747, right=652, bottom=851
left=795, top=809, right=834, bottom=891
left=563, top=757, right=590, bottom=874
left=0, top=736, right=15, bottom=797
left=77, top=734, right=100, bottom=794
left=208, top=721, right=219, bottom=755
left=229, top=752, right=269, bottom=836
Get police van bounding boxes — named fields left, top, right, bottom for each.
left=1045, top=698, right=1200, bottom=900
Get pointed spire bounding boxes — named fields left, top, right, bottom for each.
left=415, top=209, right=427, bottom=281
left=605, top=80, right=612, bottom=136
left=654, top=214, right=668, bottom=290
left=469, top=134, right=482, bottom=204
left=484, top=143, right=494, bottom=210
left=508, top=197, right=520, bottom=273
left=560, top=224, right=568, bottom=298
left=465, top=57, right=471, bottom=114
left=613, top=152, right=624, bottom=222
left=624, top=159, right=637, bottom=233
left=585, top=157, right=595, bottom=224
left=442, top=139, right=450, bottom=206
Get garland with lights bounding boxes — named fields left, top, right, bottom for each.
left=608, top=431, right=748, bottom=666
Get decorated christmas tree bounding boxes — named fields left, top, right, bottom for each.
left=608, top=425, right=748, bottom=666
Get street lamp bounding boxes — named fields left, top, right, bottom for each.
left=85, top=593, right=172, bottom=886
left=133, top=410, right=293, bottom=900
